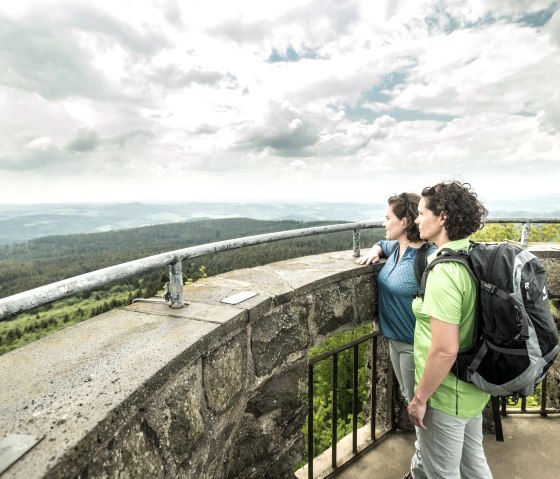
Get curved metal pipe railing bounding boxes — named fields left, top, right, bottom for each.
left=1, top=218, right=559, bottom=321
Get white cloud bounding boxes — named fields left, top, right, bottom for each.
left=0, top=0, right=559, bottom=205
left=27, top=137, right=53, bottom=150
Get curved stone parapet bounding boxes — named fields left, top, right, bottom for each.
left=0, top=251, right=387, bottom=479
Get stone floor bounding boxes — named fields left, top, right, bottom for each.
left=307, top=415, right=560, bottom=479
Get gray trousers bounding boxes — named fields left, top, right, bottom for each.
left=411, top=408, right=493, bottom=479
left=389, top=340, right=424, bottom=475
left=388, top=339, right=415, bottom=402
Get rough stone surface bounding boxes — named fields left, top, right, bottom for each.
left=352, top=272, right=377, bottom=323
left=311, top=281, right=355, bottom=336
left=203, top=333, right=247, bottom=414
left=540, top=257, right=560, bottom=298
left=77, top=419, right=165, bottom=479
left=251, top=298, right=311, bottom=377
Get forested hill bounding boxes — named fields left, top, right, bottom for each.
left=0, top=217, right=383, bottom=299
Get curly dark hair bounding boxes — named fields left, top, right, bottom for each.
left=421, top=181, right=488, bottom=240
left=388, top=192, right=422, bottom=242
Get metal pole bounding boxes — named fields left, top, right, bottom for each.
left=308, top=363, right=314, bottom=479
left=332, top=353, right=338, bottom=469
left=352, top=345, right=359, bottom=454
left=168, top=261, right=184, bottom=309
left=352, top=229, right=361, bottom=258
left=370, top=336, right=378, bottom=441
left=520, top=222, right=531, bottom=248
left=541, top=376, right=548, bottom=416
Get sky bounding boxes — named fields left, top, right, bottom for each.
left=1, top=0, right=559, bottom=205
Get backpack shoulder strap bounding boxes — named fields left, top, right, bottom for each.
left=413, top=242, right=431, bottom=285
left=416, top=248, right=477, bottom=298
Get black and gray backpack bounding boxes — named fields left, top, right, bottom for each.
left=418, top=242, right=559, bottom=440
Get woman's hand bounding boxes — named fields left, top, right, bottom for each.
left=407, top=396, right=427, bottom=430
left=355, top=253, right=380, bottom=265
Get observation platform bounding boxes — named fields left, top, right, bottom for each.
left=335, top=415, right=560, bottom=479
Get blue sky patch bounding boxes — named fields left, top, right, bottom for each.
left=267, top=45, right=321, bottom=63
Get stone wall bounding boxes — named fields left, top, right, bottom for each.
left=532, top=246, right=560, bottom=410
left=0, top=251, right=391, bottom=479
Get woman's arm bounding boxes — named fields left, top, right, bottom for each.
left=407, top=318, right=459, bottom=429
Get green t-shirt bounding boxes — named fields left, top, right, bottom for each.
left=412, top=238, right=489, bottom=418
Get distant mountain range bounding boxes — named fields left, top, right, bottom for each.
left=0, top=198, right=559, bottom=245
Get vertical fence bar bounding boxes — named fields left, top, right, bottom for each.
left=520, top=222, right=531, bottom=248
left=168, top=261, right=184, bottom=308
left=352, top=229, right=361, bottom=258
left=541, top=375, right=548, bottom=416
left=370, top=336, right=378, bottom=441
left=501, top=397, right=507, bottom=417
left=352, top=345, right=359, bottom=454
left=521, top=396, right=527, bottom=412
left=308, top=363, right=314, bottom=479
left=332, top=354, right=338, bottom=469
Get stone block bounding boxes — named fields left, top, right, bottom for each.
left=203, top=333, right=247, bottom=414
left=311, top=282, right=354, bottom=336
left=352, top=272, right=376, bottom=324
left=541, top=258, right=560, bottom=298
left=251, top=300, right=310, bottom=377
left=78, top=420, right=165, bottom=479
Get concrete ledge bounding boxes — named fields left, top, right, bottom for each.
left=0, top=309, right=220, bottom=478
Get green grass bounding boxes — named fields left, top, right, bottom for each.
left=0, top=284, right=137, bottom=355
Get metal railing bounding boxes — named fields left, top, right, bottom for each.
left=307, top=330, right=393, bottom=479
left=500, top=375, right=560, bottom=416
left=0, top=217, right=558, bottom=321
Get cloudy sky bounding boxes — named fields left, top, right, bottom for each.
left=1, top=0, right=559, bottom=205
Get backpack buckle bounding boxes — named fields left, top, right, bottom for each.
left=481, top=282, right=497, bottom=294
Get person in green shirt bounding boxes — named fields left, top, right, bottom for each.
left=406, top=181, right=492, bottom=479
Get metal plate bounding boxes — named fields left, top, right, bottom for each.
left=0, top=434, right=43, bottom=475
left=220, top=291, right=258, bottom=305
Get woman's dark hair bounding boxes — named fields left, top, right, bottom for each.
left=388, top=192, right=422, bottom=242
left=421, top=181, right=488, bottom=240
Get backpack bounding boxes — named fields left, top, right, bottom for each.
left=389, top=242, right=432, bottom=284
left=417, top=242, right=559, bottom=441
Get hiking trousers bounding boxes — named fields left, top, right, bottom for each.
left=410, top=408, right=492, bottom=479
left=389, top=340, right=427, bottom=477
left=388, top=339, right=415, bottom=402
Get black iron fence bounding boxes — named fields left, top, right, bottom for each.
left=500, top=375, right=560, bottom=416
left=306, top=330, right=394, bottom=479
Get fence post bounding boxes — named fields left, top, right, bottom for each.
left=168, top=261, right=184, bottom=308
left=520, top=222, right=531, bottom=248
left=353, top=229, right=361, bottom=258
